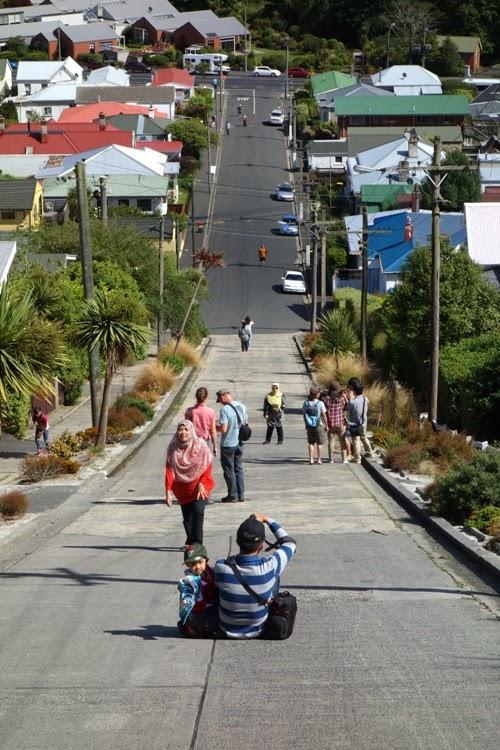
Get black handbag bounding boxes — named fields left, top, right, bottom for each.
left=227, top=557, right=297, bottom=640
left=228, top=403, right=252, bottom=443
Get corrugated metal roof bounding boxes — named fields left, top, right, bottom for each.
left=306, top=139, right=348, bottom=155
left=0, top=178, right=37, bottom=209
left=435, top=35, right=481, bottom=54
left=370, top=65, right=441, bottom=88
left=59, top=22, right=118, bottom=42
left=335, top=95, right=469, bottom=116
left=43, top=174, right=169, bottom=199
left=76, top=85, right=174, bottom=104
left=58, top=101, right=161, bottom=122
left=0, top=19, right=59, bottom=42
left=106, top=113, right=168, bottom=135
left=0, top=240, right=17, bottom=285
left=0, top=129, right=132, bottom=154
left=311, top=70, right=358, bottom=96
left=464, top=202, right=500, bottom=265
left=85, top=66, right=129, bottom=86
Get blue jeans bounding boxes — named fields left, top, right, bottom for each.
left=220, top=444, right=245, bottom=498
left=35, top=429, right=49, bottom=451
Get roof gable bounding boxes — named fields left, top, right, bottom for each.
left=0, top=178, right=37, bottom=209
left=152, top=68, right=193, bottom=87
left=59, top=22, right=118, bottom=42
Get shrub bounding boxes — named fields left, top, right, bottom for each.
left=134, top=361, right=176, bottom=395
left=114, top=393, right=154, bottom=420
left=123, top=406, right=146, bottom=427
left=303, top=332, right=320, bottom=357
left=384, top=428, right=474, bottom=476
left=467, top=505, right=500, bottom=534
left=76, top=426, right=132, bottom=448
left=49, top=430, right=83, bottom=458
left=107, top=407, right=138, bottom=430
left=426, top=450, right=500, bottom=524
left=20, top=454, right=80, bottom=482
left=315, top=354, right=374, bottom=387
left=371, top=428, right=405, bottom=451
left=0, top=489, right=29, bottom=518
left=162, top=352, right=184, bottom=374
left=312, top=309, right=359, bottom=359
left=159, top=340, right=201, bottom=369
left=364, top=380, right=416, bottom=429
left=1, top=392, right=30, bottom=439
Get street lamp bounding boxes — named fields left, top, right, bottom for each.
left=386, top=23, right=396, bottom=69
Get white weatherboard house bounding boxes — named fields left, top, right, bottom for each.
left=12, top=84, right=77, bottom=123
left=35, top=143, right=180, bottom=179
left=464, top=203, right=500, bottom=266
left=16, top=58, right=83, bottom=96
left=370, top=65, right=442, bottom=95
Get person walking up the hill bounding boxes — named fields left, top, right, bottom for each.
left=184, top=386, right=217, bottom=456
left=216, top=388, right=248, bottom=503
left=302, top=386, right=328, bottom=464
left=323, top=381, right=348, bottom=463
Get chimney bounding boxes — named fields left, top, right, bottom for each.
left=411, top=185, right=420, bottom=213
left=403, top=127, right=410, bottom=141
left=41, top=119, right=48, bottom=143
left=408, top=128, right=418, bottom=159
left=148, top=104, right=154, bottom=119
left=98, top=111, right=106, bottom=130
left=27, top=119, right=31, bottom=133
left=0, top=117, right=4, bottom=135
left=398, top=159, right=409, bottom=183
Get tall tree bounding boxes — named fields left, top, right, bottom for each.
left=75, top=290, right=150, bottom=447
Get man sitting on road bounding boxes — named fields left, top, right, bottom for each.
left=214, top=513, right=296, bottom=639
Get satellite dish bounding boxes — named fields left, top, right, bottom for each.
left=407, top=178, right=414, bottom=185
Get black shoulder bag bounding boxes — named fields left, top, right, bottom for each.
left=228, top=403, right=252, bottom=444
left=226, top=556, right=297, bottom=640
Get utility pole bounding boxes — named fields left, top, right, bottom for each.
left=320, top=210, right=327, bottom=311
left=190, top=181, right=196, bottom=267
left=99, top=175, right=107, bottom=224
left=175, top=219, right=180, bottom=271
left=75, top=160, right=100, bottom=427
left=360, top=204, right=368, bottom=361
left=284, top=38, right=289, bottom=107
left=310, top=202, right=319, bottom=332
left=243, top=5, right=247, bottom=73
left=207, top=118, right=212, bottom=192
left=429, top=138, right=441, bottom=423
left=158, top=212, right=165, bottom=351
left=219, top=65, right=223, bottom=113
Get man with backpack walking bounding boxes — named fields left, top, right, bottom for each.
left=238, top=320, right=250, bottom=352
left=346, top=378, right=374, bottom=463
left=302, top=386, right=328, bottom=464
left=216, top=388, right=249, bottom=502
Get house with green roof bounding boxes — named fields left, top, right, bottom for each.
left=360, top=184, right=414, bottom=212
left=435, top=35, right=481, bottom=73
left=334, top=95, right=470, bottom=137
left=311, top=70, right=358, bottom=98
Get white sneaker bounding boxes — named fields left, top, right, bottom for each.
left=342, top=459, right=349, bottom=464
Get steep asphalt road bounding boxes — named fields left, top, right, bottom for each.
left=201, top=76, right=309, bottom=334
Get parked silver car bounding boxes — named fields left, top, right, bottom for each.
left=253, top=65, right=281, bottom=77
left=275, top=182, right=295, bottom=201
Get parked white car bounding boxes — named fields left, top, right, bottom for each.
left=282, top=270, right=306, bottom=294
left=253, top=65, right=281, bottom=77
left=268, top=108, right=284, bottom=125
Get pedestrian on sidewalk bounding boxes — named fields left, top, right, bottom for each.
left=214, top=513, right=296, bottom=639
left=263, top=383, right=286, bottom=444
left=216, top=388, right=247, bottom=503
left=243, top=316, right=254, bottom=348
left=165, top=420, right=215, bottom=547
left=226, top=121, right=232, bottom=135
left=322, top=381, right=348, bottom=463
left=345, top=378, right=374, bottom=463
left=32, top=406, right=49, bottom=454
left=184, top=386, right=217, bottom=456
left=238, top=320, right=250, bottom=352
left=302, top=386, right=328, bottom=464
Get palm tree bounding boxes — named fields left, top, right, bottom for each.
left=173, top=249, right=225, bottom=353
left=313, top=309, right=360, bottom=366
left=0, top=285, right=60, bottom=426
left=75, top=290, right=150, bottom=447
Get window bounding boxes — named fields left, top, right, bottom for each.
left=118, top=199, right=129, bottom=206
left=25, top=84, right=31, bottom=95
left=43, top=107, right=52, bottom=117
left=89, top=43, right=95, bottom=53
left=137, top=198, right=152, bottom=211
left=1, top=210, right=15, bottom=220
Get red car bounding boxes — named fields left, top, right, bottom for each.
left=287, top=67, right=310, bottom=78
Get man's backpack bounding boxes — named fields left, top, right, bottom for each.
left=304, top=400, right=320, bottom=428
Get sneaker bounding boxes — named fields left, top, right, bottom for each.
left=355, top=459, right=362, bottom=464
left=342, top=459, right=349, bottom=464
left=220, top=495, right=237, bottom=503
left=238, top=497, right=245, bottom=502
left=262, top=440, right=270, bottom=444
left=277, top=441, right=283, bottom=445
left=329, top=459, right=335, bottom=464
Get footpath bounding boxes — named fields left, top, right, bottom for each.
left=0, top=333, right=498, bottom=750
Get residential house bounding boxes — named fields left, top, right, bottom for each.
left=104, top=113, right=170, bottom=141
left=57, top=23, right=121, bottom=60
left=334, top=95, right=469, bottom=138
left=11, top=84, right=78, bottom=123
left=316, top=81, right=393, bottom=123
left=347, top=125, right=463, bottom=155
left=311, top=70, right=358, bottom=108
left=16, top=57, right=83, bottom=96
left=0, top=119, right=133, bottom=177
left=35, top=143, right=180, bottom=180
left=470, top=84, right=500, bottom=121
left=87, top=0, right=178, bottom=34
left=306, top=140, right=349, bottom=173
left=360, top=184, right=415, bottom=212
left=1, top=20, right=61, bottom=57
left=345, top=130, right=436, bottom=199
left=477, top=153, right=500, bottom=201
left=135, top=139, right=182, bottom=161
left=369, top=66, right=442, bottom=95
left=151, top=68, right=194, bottom=101
left=173, top=15, right=248, bottom=52
left=435, top=35, right=482, bottom=74
left=0, top=178, right=43, bottom=231
left=0, top=241, right=17, bottom=286
left=57, top=101, right=163, bottom=123
left=128, top=10, right=216, bottom=45
left=342, top=209, right=465, bottom=293
left=83, top=66, right=130, bottom=86
left=464, top=204, right=500, bottom=276
left=75, top=85, right=175, bottom=119
left=0, top=60, right=13, bottom=98
left=42, top=174, right=172, bottom=215
left=0, top=4, right=84, bottom=26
